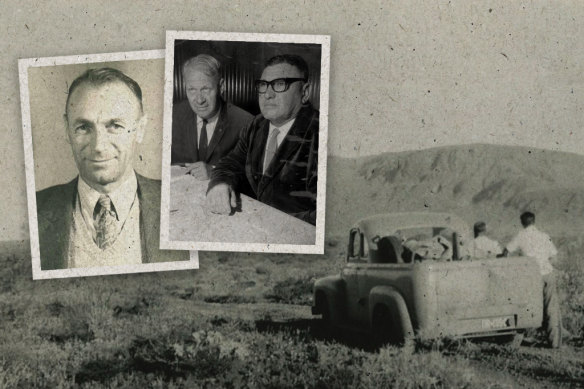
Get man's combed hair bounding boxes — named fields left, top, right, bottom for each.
left=182, top=54, right=222, bottom=81
left=66, top=67, right=143, bottom=115
left=520, top=211, right=536, bottom=227
left=265, top=54, right=309, bottom=80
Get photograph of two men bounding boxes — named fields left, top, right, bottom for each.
left=20, top=32, right=330, bottom=279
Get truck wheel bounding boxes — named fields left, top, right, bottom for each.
left=315, top=293, right=335, bottom=339
left=498, top=332, right=524, bottom=349
left=372, top=306, right=413, bottom=352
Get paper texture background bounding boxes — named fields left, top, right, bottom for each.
left=1, top=0, right=583, bottom=239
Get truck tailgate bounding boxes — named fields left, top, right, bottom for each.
left=423, top=257, right=543, bottom=337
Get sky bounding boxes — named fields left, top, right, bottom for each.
left=1, top=0, right=583, bottom=241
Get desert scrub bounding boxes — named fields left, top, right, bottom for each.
left=265, top=276, right=315, bottom=305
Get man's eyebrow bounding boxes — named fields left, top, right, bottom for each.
left=105, top=118, right=127, bottom=125
left=71, top=118, right=93, bottom=126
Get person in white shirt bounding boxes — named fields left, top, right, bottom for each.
left=473, top=221, right=503, bottom=258
left=503, top=211, right=562, bottom=348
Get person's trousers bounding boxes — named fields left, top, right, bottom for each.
left=542, top=272, right=562, bottom=347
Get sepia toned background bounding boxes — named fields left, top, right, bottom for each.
left=2, top=1, right=583, bottom=241
left=1, top=1, right=584, bottom=386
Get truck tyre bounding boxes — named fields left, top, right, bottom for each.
left=315, top=293, right=335, bottom=340
left=372, top=305, right=414, bottom=353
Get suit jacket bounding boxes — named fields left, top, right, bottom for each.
left=209, top=104, right=319, bottom=225
left=36, top=173, right=189, bottom=270
left=171, top=99, right=253, bottom=167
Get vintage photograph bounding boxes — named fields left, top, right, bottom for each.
left=160, top=31, right=330, bottom=254
left=19, top=50, right=198, bottom=279
left=2, top=1, right=584, bottom=388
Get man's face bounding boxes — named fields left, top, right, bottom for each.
left=65, top=82, right=145, bottom=192
left=258, top=63, right=308, bottom=126
left=184, top=68, right=223, bottom=120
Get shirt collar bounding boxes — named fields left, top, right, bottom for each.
left=196, top=106, right=221, bottom=126
left=269, top=117, right=296, bottom=135
left=77, top=172, right=138, bottom=222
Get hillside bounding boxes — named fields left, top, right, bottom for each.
left=326, top=144, right=584, bottom=241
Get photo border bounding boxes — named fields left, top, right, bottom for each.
left=19, top=49, right=199, bottom=280
left=160, top=31, right=330, bottom=255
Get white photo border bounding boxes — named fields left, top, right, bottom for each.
left=19, top=49, right=199, bottom=280
left=160, top=31, right=330, bottom=254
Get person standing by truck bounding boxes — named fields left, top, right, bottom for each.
left=473, top=221, right=503, bottom=258
left=502, top=211, right=561, bottom=348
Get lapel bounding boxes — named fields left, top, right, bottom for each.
left=38, top=177, right=78, bottom=270
left=136, top=174, right=159, bottom=263
left=250, top=119, right=271, bottom=177
left=205, top=100, right=227, bottom=162
left=261, top=106, right=318, bottom=184
left=187, top=108, right=199, bottom=162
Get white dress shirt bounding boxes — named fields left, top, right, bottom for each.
left=196, top=110, right=220, bottom=146
left=77, top=173, right=138, bottom=240
left=69, top=172, right=142, bottom=268
left=474, top=235, right=503, bottom=258
left=267, top=117, right=296, bottom=150
left=506, top=225, right=557, bottom=275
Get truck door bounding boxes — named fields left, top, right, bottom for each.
left=344, top=228, right=368, bottom=326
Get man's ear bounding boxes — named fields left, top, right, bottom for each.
left=301, top=82, right=310, bottom=104
left=136, top=114, right=147, bottom=143
left=219, top=78, right=225, bottom=98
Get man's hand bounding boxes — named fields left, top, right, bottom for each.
left=185, top=161, right=210, bottom=180
left=206, top=183, right=237, bottom=215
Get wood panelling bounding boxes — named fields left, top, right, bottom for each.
left=173, top=40, right=322, bottom=115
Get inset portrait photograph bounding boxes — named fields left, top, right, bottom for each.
left=161, top=32, right=330, bottom=254
left=19, top=50, right=198, bottom=279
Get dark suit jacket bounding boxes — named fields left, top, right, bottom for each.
left=171, top=99, right=253, bottom=167
left=36, top=174, right=189, bottom=270
left=209, top=104, right=319, bottom=225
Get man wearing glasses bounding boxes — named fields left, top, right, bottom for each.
left=206, top=54, right=319, bottom=225
left=36, top=68, right=189, bottom=269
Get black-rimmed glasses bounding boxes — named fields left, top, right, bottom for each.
left=254, top=78, right=307, bottom=93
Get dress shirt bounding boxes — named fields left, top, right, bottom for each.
left=506, top=225, right=557, bottom=275
left=267, top=117, right=295, bottom=151
left=196, top=111, right=220, bottom=146
left=474, top=235, right=503, bottom=258
left=77, top=172, right=138, bottom=241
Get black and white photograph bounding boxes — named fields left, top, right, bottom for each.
left=160, top=31, right=330, bottom=254
left=1, top=1, right=584, bottom=387
left=19, top=50, right=198, bottom=279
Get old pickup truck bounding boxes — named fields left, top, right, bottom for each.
left=312, top=212, right=546, bottom=347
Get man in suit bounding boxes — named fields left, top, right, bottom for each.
left=206, top=54, right=319, bottom=225
left=36, top=67, right=189, bottom=270
left=171, top=54, right=253, bottom=180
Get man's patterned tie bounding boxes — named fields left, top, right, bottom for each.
left=94, top=194, right=118, bottom=249
left=263, top=127, right=279, bottom=173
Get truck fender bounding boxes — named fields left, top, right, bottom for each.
left=369, top=286, right=414, bottom=342
left=312, top=275, right=345, bottom=325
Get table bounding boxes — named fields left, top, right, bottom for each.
left=168, top=166, right=316, bottom=245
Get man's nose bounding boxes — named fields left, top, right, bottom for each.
left=264, top=84, right=276, bottom=99
left=92, top=127, right=109, bottom=152
left=196, top=92, right=206, bottom=104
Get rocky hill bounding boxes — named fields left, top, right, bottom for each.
left=326, top=144, right=584, bottom=241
